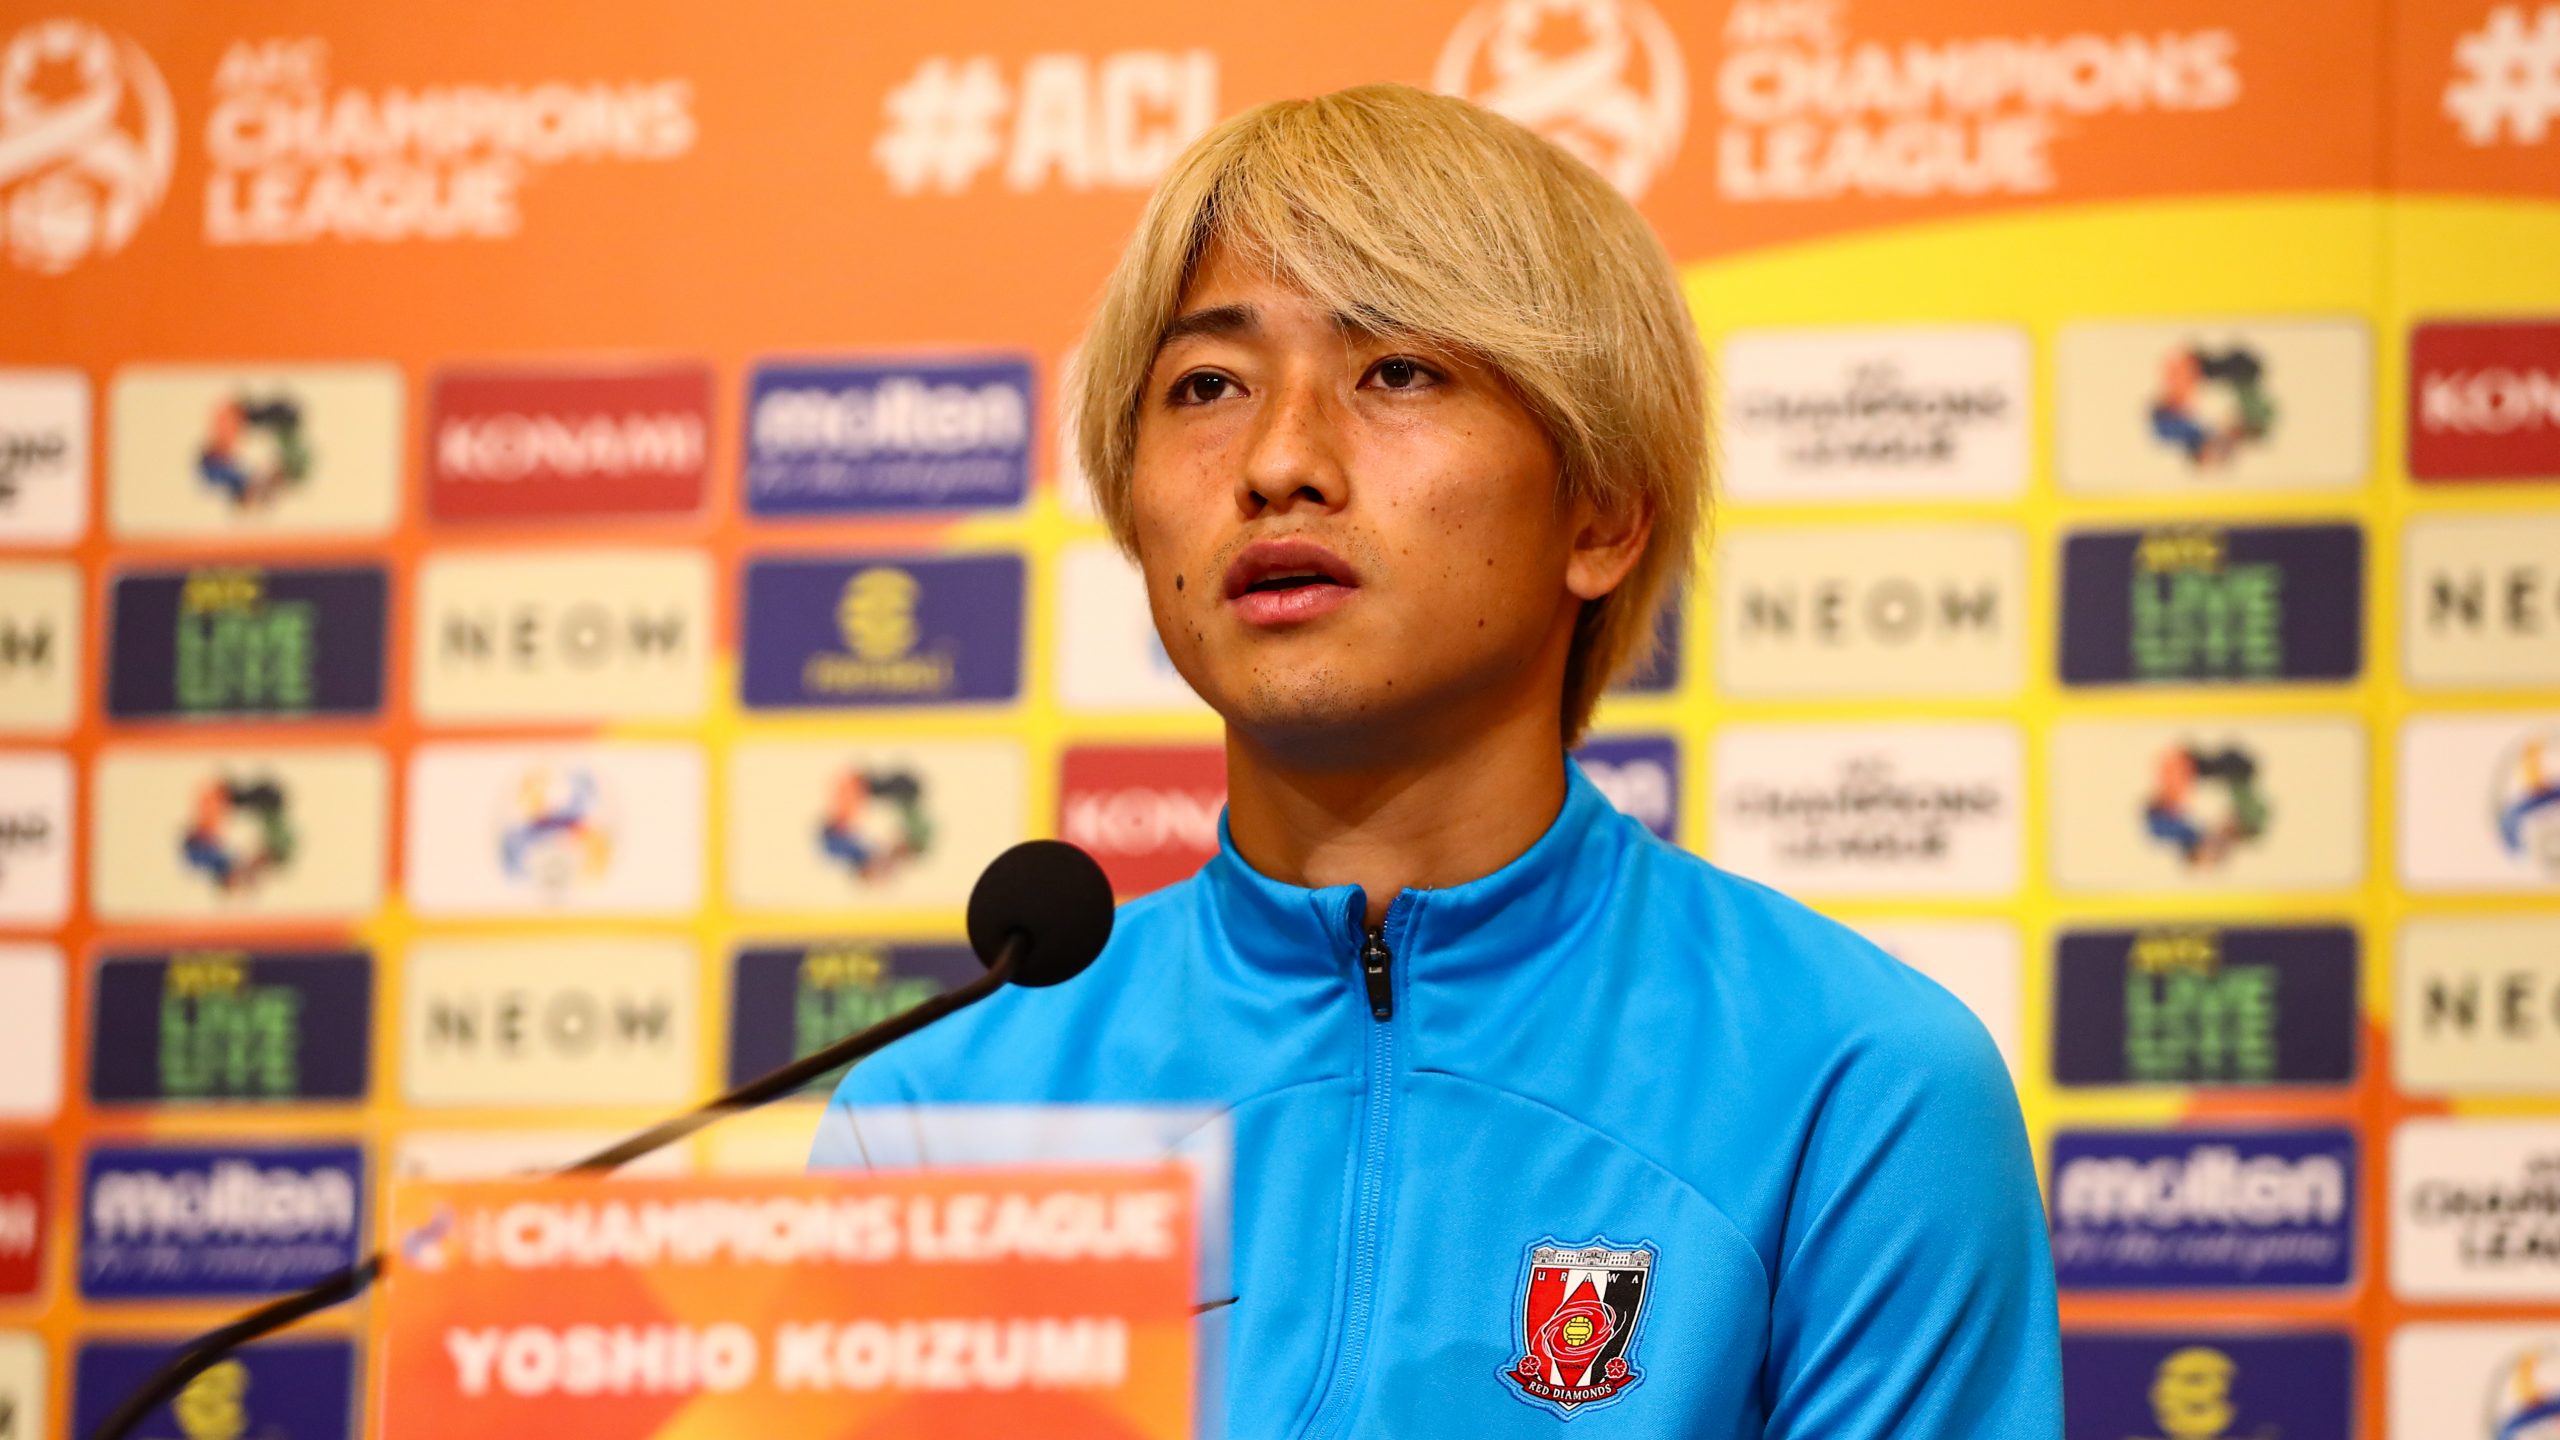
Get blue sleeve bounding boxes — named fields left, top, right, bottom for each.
left=1762, top=1003, right=2061, bottom=1439
left=805, top=1055, right=911, bottom=1171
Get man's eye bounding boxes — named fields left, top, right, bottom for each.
left=1169, top=371, right=1236, bottom=405
left=1366, top=357, right=1440, bottom=391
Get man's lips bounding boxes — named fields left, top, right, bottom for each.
left=1223, top=538, right=1359, bottom=626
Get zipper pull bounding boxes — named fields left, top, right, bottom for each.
left=1360, top=926, right=1394, bottom=1021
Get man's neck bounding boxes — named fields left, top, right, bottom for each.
left=1222, top=700, right=1570, bottom=929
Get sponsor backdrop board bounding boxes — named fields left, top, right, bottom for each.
left=0, top=0, right=2550, bottom=1433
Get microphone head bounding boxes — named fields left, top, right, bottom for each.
left=966, top=839, right=1115, bottom=988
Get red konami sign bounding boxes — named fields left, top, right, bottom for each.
left=1058, top=745, right=1225, bottom=898
left=2410, top=320, right=2560, bottom=483
left=428, top=365, right=714, bottom=519
left=0, top=1146, right=44, bottom=1298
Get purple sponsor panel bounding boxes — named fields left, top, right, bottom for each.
left=2048, top=1127, right=2356, bottom=1291
left=2062, top=1332, right=2352, bottom=1440
left=738, top=553, right=1024, bottom=709
left=79, top=1142, right=364, bottom=1301
left=745, top=358, right=1033, bottom=515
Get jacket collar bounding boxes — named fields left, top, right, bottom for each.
left=1198, top=759, right=1635, bottom=979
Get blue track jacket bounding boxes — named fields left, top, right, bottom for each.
left=812, top=762, right=2061, bottom=1437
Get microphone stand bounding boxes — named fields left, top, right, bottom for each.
left=87, top=941, right=1022, bottom=1440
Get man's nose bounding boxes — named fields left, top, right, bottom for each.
left=1235, top=373, right=1349, bottom=516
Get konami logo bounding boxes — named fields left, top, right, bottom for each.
left=427, top=365, right=712, bottom=520
left=1057, top=745, right=1224, bottom=897
left=2411, top=320, right=2560, bottom=482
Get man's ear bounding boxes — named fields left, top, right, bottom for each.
left=1564, top=491, right=1653, bottom=602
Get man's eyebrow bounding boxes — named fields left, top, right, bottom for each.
left=1158, top=304, right=1258, bottom=348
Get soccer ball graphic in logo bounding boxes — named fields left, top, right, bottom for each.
left=1434, top=0, right=1687, bottom=199
left=2143, top=743, right=2270, bottom=870
left=180, top=776, right=295, bottom=894
left=2486, top=1342, right=2560, bottom=1440
left=2149, top=344, right=2276, bottom=469
left=820, top=767, right=933, bottom=883
left=497, top=766, right=615, bottom=894
left=2493, top=730, right=2560, bottom=878
left=198, top=395, right=314, bottom=511
left=0, top=19, right=174, bottom=274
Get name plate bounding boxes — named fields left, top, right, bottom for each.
left=377, top=1165, right=1195, bottom=1435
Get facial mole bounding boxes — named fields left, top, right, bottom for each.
left=1174, top=574, right=1185, bottom=592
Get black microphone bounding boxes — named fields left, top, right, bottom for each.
left=88, top=839, right=1116, bottom=1440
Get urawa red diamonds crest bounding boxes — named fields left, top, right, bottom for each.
left=1502, top=1237, right=1656, bottom=1417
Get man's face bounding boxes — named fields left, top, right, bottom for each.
left=1129, top=240, right=1596, bottom=756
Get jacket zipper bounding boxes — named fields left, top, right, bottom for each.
left=1306, top=906, right=1402, bottom=1439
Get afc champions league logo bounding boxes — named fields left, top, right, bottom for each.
left=1434, top=0, right=1688, bottom=200
left=0, top=18, right=174, bottom=274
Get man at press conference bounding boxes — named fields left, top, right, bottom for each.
left=813, top=82, right=2061, bottom=1437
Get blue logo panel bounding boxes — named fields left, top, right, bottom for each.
left=90, top=949, right=372, bottom=1105
left=728, top=941, right=984, bottom=1090
left=74, top=1337, right=355, bottom=1440
left=739, top=553, right=1024, bottom=708
left=745, top=358, right=1033, bottom=514
left=1573, top=735, right=1679, bottom=841
left=2048, top=1128, right=2355, bottom=1291
left=2051, top=925, right=2357, bottom=1088
left=2059, top=523, right=2364, bottom=686
left=106, top=564, right=388, bottom=720
left=79, top=1143, right=365, bottom=1300
left=2061, top=1332, right=2351, bottom=1440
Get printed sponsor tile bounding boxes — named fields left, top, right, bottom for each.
left=0, top=561, right=78, bottom=733
left=0, top=1332, right=43, bottom=1440
left=1058, top=743, right=1224, bottom=898
left=2399, top=713, right=2560, bottom=892
left=2398, top=916, right=2560, bottom=1095
left=71, top=1337, right=352, bottom=1440
left=1717, top=327, right=2030, bottom=502
left=90, top=948, right=371, bottom=1105
left=2057, top=319, right=2371, bottom=493
left=0, top=1147, right=44, bottom=1298
left=739, top=552, right=1023, bottom=709
left=1714, top=524, right=2023, bottom=697
left=79, top=1141, right=365, bottom=1299
left=0, top=945, right=63, bottom=1121
left=2405, top=513, right=2560, bottom=688
left=2058, top=523, right=2364, bottom=686
left=413, top=549, right=711, bottom=722
left=2051, top=924, right=2357, bottom=1088
left=2408, top=319, right=2560, bottom=483
left=2049, top=718, right=2365, bottom=894
left=2049, top=1127, right=2357, bottom=1291
left=746, top=356, right=1033, bottom=514
left=0, top=752, right=70, bottom=927
left=727, top=739, right=1025, bottom=912
left=2391, top=1119, right=2560, bottom=1301
left=1055, top=541, right=1207, bottom=714
left=427, top=362, right=712, bottom=520
left=1710, top=722, right=2022, bottom=897
left=2387, top=1323, right=2560, bottom=1440
left=0, top=368, right=89, bottom=544
left=90, top=745, right=385, bottom=922
left=2063, top=1331, right=2351, bottom=1440
left=109, top=363, right=400, bottom=539
left=401, top=936, right=698, bottom=1109
left=1848, top=919, right=2022, bottom=1076
left=727, top=941, right=983, bottom=1093
left=1575, top=734, right=1681, bottom=843
left=404, top=740, right=705, bottom=917
left=105, top=563, right=387, bottom=721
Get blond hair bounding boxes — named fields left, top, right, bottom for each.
left=1067, top=82, right=1710, bottom=742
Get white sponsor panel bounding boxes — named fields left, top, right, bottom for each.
left=1714, top=524, right=2023, bottom=697
left=413, top=550, right=712, bottom=722
left=108, top=363, right=401, bottom=538
left=2399, top=713, right=2560, bottom=892
left=2056, top=319, right=2371, bottom=493
left=0, top=945, right=61, bottom=1121
left=1056, top=541, right=1209, bottom=714
left=0, top=562, right=78, bottom=735
left=0, top=1330, right=42, bottom=1440
left=728, top=739, right=1025, bottom=911
left=402, top=937, right=698, bottom=1108
left=1850, top=920, right=2023, bottom=1076
left=2048, top=718, right=2365, bottom=893
left=391, top=1130, right=687, bottom=1180
left=2404, top=515, right=2560, bottom=689
left=0, top=753, right=70, bottom=928
left=2387, top=1323, right=2560, bottom=1440
left=405, top=741, right=705, bottom=917
left=705, top=1112, right=832, bottom=1176
left=1717, top=328, right=2030, bottom=502
left=0, top=370, right=90, bottom=542
left=1710, top=723, right=2022, bottom=897
left=2392, top=1119, right=2560, bottom=1300
left=2398, top=917, right=2560, bottom=1095
left=90, top=745, right=385, bottom=921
